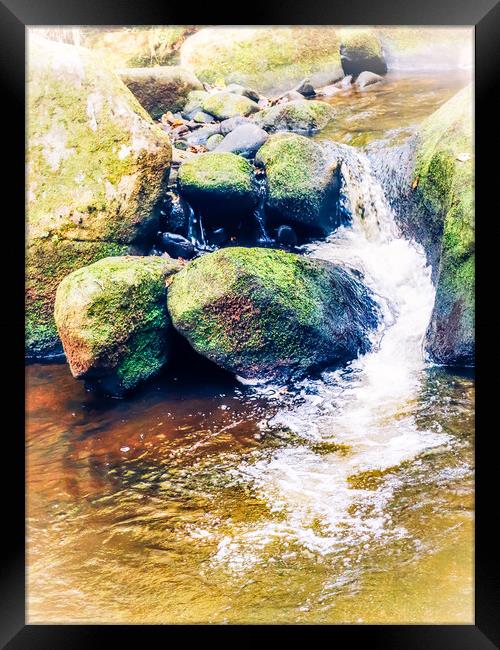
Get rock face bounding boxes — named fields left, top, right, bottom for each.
left=339, top=29, right=387, bottom=76
left=252, top=100, right=335, bottom=134
left=54, top=256, right=181, bottom=396
left=177, top=152, right=256, bottom=225
left=167, top=247, right=379, bottom=381
left=201, top=92, right=260, bottom=120
left=214, top=123, right=268, bottom=157
left=26, top=36, right=172, bottom=358
left=180, top=27, right=344, bottom=94
left=257, top=133, right=340, bottom=236
left=414, top=85, right=474, bottom=366
left=119, top=66, right=203, bottom=118
left=356, top=71, right=384, bottom=89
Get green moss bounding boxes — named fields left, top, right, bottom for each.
left=253, top=100, right=335, bottom=134
left=201, top=92, right=259, bottom=120
left=167, top=247, right=378, bottom=380
left=180, top=27, right=344, bottom=94
left=54, top=256, right=181, bottom=394
left=339, top=29, right=383, bottom=60
left=257, top=133, right=339, bottom=233
left=414, top=85, right=475, bottom=365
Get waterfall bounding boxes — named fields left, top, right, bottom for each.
left=211, top=144, right=445, bottom=571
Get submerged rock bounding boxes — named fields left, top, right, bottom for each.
left=26, top=36, right=172, bottom=358
left=54, top=256, right=182, bottom=396
left=167, top=247, right=378, bottom=381
left=177, top=152, right=256, bottom=225
left=356, top=70, right=384, bottom=89
left=256, top=133, right=340, bottom=236
left=339, top=29, right=387, bottom=76
left=119, top=66, right=203, bottom=119
left=202, top=91, right=260, bottom=120
left=180, top=27, right=344, bottom=94
left=214, top=123, right=268, bottom=157
left=252, top=100, right=335, bottom=134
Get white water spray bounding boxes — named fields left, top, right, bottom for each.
left=211, top=144, right=447, bottom=571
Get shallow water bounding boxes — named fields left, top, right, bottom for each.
left=27, top=71, right=474, bottom=624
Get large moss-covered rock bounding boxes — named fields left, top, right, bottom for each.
left=413, top=85, right=474, bottom=366
left=339, top=29, right=387, bottom=76
left=177, top=152, right=256, bottom=225
left=54, top=256, right=182, bottom=395
left=119, top=66, right=203, bottom=118
left=26, top=36, right=172, bottom=358
left=180, top=27, right=344, bottom=94
left=201, top=91, right=260, bottom=120
left=252, top=100, right=335, bottom=134
left=81, top=26, right=197, bottom=68
left=167, top=247, right=378, bottom=381
left=256, top=133, right=340, bottom=235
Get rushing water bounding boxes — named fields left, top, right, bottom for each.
left=26, top=72, right=474, bottom=624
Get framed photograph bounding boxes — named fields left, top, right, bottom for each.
left=2, top=0, right=498, bottom=645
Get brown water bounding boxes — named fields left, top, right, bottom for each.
left=27, top=71, right=474, bottom=624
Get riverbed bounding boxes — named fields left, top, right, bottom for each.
left=26, top=70, right=474, bottom=624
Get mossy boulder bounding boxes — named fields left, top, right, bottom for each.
left=119, top=66, right=203, bottom=119
left=167, top=247, right=378, bottom=381
left=26, top=36, right=172, bottom=358
left=180, top=27, right=344, bottom=95
left=201, top=92, right=260, bottom=120
left=338, top=29, right=387, bottom=76
left=54, top=256, right=182, bottom=395
left=256, top=133, right=340, bottom=236
left=177, top=152, right=257, bottom=226
left=182, top=90, right=210, bottom=117
left=412, top=85, right=474, bottom=366
left=252, top=100, right=335, bottom=134
left=81, top=26, right=197, bottom=68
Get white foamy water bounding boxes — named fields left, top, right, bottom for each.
left=211, top=145, right=448, bottom=573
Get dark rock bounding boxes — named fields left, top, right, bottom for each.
left=226, top=83, right=261, bottom=103
left=158, top=232, right=196, bottom=259
left=340, top=32, right=387, bottom=77
left=294, top=78, right=316, bottom=97
left=210, top=227, right=228, bottom=246
left=214, top=123, right=269, bottom=157
left=159, top=192, right=191, bottom=236
left=276, top=225, right=298, bottom=247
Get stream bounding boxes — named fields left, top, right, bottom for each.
left=27, top=70, right=474, bottom=624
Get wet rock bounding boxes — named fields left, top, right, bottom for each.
left=205, top=133, right=225, bottom=151
left=26, top=36, right=171, bottom=358
left=276, top=225, right=298, bottom=247
left=167, top=247, right=379, bottom=382
left=356, top=71, right=384, bottom=89
left=186, top=123, right=221, bottom=146
left=294, top=78, right=316, bottom=97
left=339, top=29, right=387, bottom=76
left=214, top=123, right=269, bottom=157
left=220, top=116, right=252, bottom=135
left=177, top=152, right=257, bottom=226
left=226, top=83, right=261, bottom=103
left=54, top=256, right=182, bottom=396
left=119, top=66, right=203, bottom=119
left=159, top=192, right=191, bottom=236
left=253, top=99, right=335, bottom=134
left=256, top=133, right=340, bottom=236
left=158, top=232, right=195, bottom=259
left=202, top=91, right=260, bottom=120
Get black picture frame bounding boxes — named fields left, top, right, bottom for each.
left=2, top=0, right=498, bottom=646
